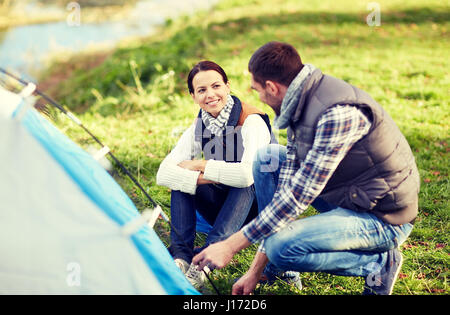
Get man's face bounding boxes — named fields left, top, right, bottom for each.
left=250, top=74, right=283, bottom=115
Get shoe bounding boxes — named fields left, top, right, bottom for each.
left=185, top=263, right=211, bottom=290
left=363, top=248, right=404, bottom=295
left=174, top=258, right=190, bottom=274
left=260, top=264, right=302, bottom=290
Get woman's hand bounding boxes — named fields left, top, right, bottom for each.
left=178, top=159, right=207, bottom=172
left=178, top=160, right=216, bottom=185
left=196, top=173, right=217, bottom=185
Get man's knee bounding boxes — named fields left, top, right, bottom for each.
left=264, top=221, right=313, bottom=271
left=265, top=232, right=293, bottom=270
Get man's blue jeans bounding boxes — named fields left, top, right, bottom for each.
left=169, top=184, right=258, bottom=264
left=253, top=144, right=413, bottom=277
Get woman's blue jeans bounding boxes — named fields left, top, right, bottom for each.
left=253, top=144, right=413, bottom=277
left=169, top=183, right=258, bottom=263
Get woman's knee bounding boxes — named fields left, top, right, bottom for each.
left=253, top=144, right=286, bottom=176
left=253, top=145, right=271, bottom=173
left=170, top=189, right=193, bottom=205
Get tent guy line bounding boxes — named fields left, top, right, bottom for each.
left=0, top=67, right=159, bottom=209
left=0, top=67, right=221, bottom=296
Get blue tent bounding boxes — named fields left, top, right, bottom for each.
left=0, top=86, right=199, bottom=295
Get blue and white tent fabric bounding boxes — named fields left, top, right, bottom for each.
left=0, top=86, right=199, bottom=295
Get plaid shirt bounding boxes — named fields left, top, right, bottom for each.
left=242, top=104, right=371, bottom=250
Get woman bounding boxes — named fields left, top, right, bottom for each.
left=156, top=61, right=274, bottom=288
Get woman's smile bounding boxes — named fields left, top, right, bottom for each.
left=206, top=98, right=220, bottom=107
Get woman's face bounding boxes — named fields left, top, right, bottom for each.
left=191, top=70, right=230, bottom=118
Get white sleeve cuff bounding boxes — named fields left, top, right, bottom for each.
left=202, top=159, right=223, bottom=182
left=257, top=240, right=266, bottom=253
left=180, top=170, right=201, bottom=195
left=156, top=159, right=200, bottom=195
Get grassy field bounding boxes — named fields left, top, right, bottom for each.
left=38, top=0, right=449, bottom=295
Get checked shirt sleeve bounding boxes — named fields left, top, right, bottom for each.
left=242, top=105, right=371, bottom=245
left=275, top=141, right=299, bottom=190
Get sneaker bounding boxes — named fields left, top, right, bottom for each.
left=185, top=263, right=211, bottom=290
left=363, top=248, right=404, bottom=295
left=260, top=264, right=302, bottom=290
left=174, top=258, right=190, bottom=274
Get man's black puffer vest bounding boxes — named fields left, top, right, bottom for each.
left=288, top=69, right=420, bottom=225
left=195, top=95, right=276, bottom=163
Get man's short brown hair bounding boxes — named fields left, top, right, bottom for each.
left=248, top=42, right=303, bottom=87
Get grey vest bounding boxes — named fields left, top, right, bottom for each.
left=289, top=69, right=420, bottom=225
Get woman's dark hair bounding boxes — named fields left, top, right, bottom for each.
left=248, top=41, right=303, bottom=87
left=187, top=60, right=228, bottom=94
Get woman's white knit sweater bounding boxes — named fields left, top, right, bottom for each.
left=156, top=114, right=271, bottom=195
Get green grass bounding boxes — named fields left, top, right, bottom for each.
left=38, top=0, right=449, bottom=295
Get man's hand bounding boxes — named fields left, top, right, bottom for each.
left=232, top=271, right=260, bottom=295
left=192, top=240, right=234, bottom=271
left=192, top=231, right=251, bottom=271
left=232, top=251, right=268, bottom=295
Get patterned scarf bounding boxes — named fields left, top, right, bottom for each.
left=274, top=63, right=316, bottom=129
left=201, top=94, right=234, bottom=136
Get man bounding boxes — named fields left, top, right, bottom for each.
left=193, top=42, right=420, bottom=295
